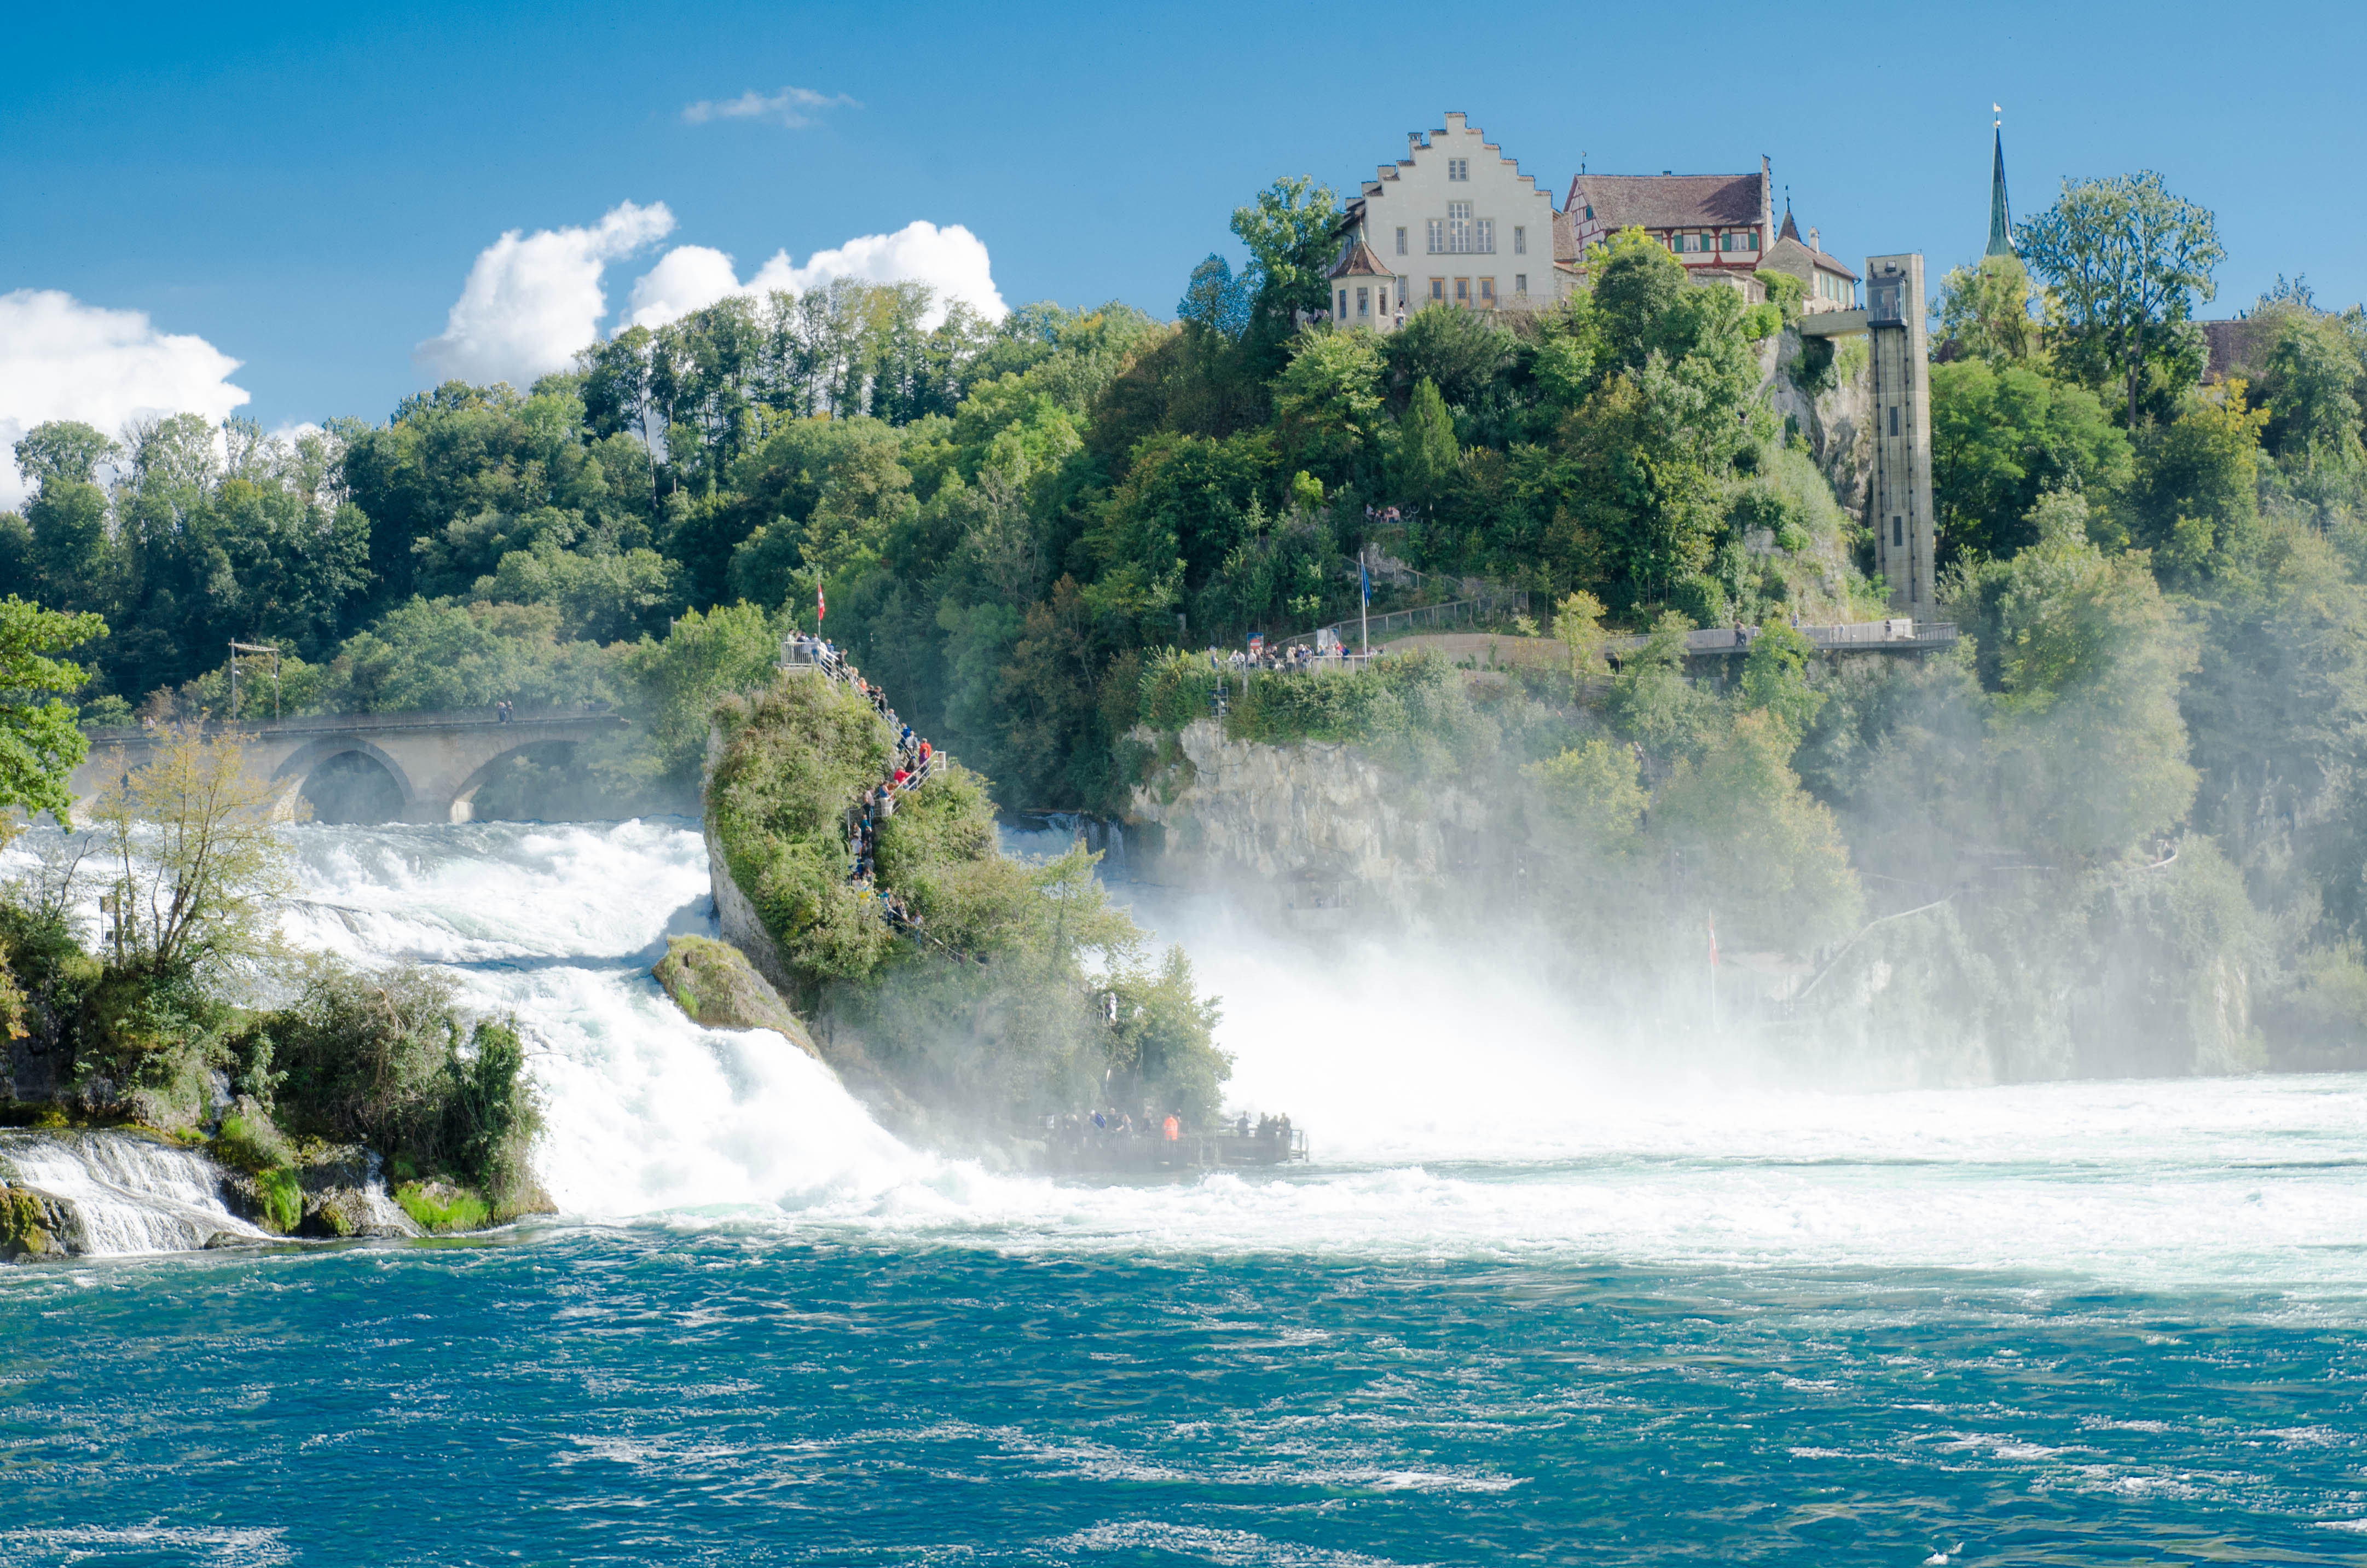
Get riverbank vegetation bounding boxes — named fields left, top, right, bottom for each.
left=0, top=722, right=539, bottom=1228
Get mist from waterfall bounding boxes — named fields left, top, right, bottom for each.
left=50, top=817, right=2312, bottom=1296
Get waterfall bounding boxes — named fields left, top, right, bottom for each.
left=0, top=1132, right=266, bottom=1257
left=276, top=818, right=927, bottom=1219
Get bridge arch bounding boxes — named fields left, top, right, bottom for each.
left=270, top=737, right=419, bottom=824
left=445, top=736, right=589, bottom=823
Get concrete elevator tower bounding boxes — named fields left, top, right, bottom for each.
left=1865, top=254, right=1934, bottom=615
left=1799, top=252, right=1936, bottom=617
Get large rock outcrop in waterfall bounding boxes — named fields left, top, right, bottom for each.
left=1128, top=718, right=1499, bottom=924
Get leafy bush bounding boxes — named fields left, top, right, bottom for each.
left=262, top=958, right=541, bottom=1214
left=708, top=671, right=896, bottom=985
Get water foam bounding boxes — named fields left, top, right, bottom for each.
left=17, top=818, right=2367, bottom=1298
left=279, top=819, right=929, bottom=1218
left=0, top=1132, right=266, bottom=1255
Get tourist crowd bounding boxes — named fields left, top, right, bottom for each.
left=787, top=633, right=939, bottom=936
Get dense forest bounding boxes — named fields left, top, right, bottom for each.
left=9, top=166, right=2367, bottom=1071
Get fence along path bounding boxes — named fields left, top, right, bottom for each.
left=778, top=635, right=940, bottom=941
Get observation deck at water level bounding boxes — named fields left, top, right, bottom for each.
left=1047, top=1124, right=1312, bottom=1175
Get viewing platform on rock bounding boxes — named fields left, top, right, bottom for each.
left=1380, top=617, right=1958, bottom=673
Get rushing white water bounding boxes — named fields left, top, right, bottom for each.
left=275, top=820, right=929, bottom=1218
left=0, top=1132, right=265, bottom=1254
left=12, top=817, right=2367, bottom=1302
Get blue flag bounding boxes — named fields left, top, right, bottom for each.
left=1361, top=558, right=1370, bottom=606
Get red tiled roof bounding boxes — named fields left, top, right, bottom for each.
left=1570, top=172, right=1763, bottom=230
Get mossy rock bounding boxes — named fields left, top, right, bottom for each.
left=0, top=1183, right=71, bottom=1261
left=252, top=1167, right=303, bottom=1234
left=394, top=1179, right=491, bottom=1233
left=652, top=935, right=822, bottom=1059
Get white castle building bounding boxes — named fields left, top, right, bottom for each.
left=1328, top=112, right=1567, bottom=332
left=1327, top=111, right=1855, bottom=331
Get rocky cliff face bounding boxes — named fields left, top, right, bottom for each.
left=1127, top=721, right=1499, bottom=921
left=1764, top=327, right=1873, bottom=516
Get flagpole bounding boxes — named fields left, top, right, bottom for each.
left=1708, top=915, right=1719, bottom=1032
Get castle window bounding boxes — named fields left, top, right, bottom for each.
left=1447, top=201, right=1472, bottom=253
left=1337, top=290, right=1347, bottom=319
left=1583, top=205, right=1593, bottom=220
left=1893, top=516, right=1903, bottom=547
left=1514, top=274, right=1527, bottom=296
left=1889, top=406, right=1900, bottom=437
left=1474, top=217, right=1493, bottom=253
left=1396, top=226, right=1407, bottom=256
left=1448, top=158, right=1468, bottom=181
left=1514, top=225, right=1526, bottom=255
left=1357, top=286, right=1370, bottom=317
left=1427, top=218, right=1443, bottom=253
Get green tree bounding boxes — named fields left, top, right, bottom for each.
left=1387, top=377, right=1459, bottom=507
left=1649, top=710, right=1863, bottom=952
left=0, top=597, right=106, bottom=834
left=1272, top=327, right=1385, bottom=490
left=1936, top=253, right=2041, bottom=364
left=91, top=725, right=291, bottom=976
left=2019, top=171, right=2224, bottom=425
left=2256, top=308, right=2367, bottom=472
left=1177, top=254, right=1252, bottom=339
left=2122, top=380, right=2268, bottom=576
left=1967, top=490, right=2200, bottom=861
left=13, top=421, right=120, bottom=490
left=1230, top=176, right=1342, bottom=328
left=1525, top=737, right=1647, bottom=856
left=1610, top=610, right=1721, bottom=758
left=1380, top=303, right=1518, bottom=408
left=1739, top=616, right=1825, bottom=736
left=1930, top=360, right=2131, bottom=563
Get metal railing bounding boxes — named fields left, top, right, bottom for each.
left=84, top=707, right=624, bottom=739
left=1277, top=588, right=1531, bottom=652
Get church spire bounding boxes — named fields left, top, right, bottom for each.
left=1986, top=106, right=2015, bottom=257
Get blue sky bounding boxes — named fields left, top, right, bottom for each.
left=5, top=0, right=2362, bottom=442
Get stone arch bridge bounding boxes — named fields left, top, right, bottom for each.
left=71, top=709, right=629, bottom=824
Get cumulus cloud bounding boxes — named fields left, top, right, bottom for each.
left=681, top=86, right=856, bottom=128
left=416, top=200, right=674, bottom=387
left=0, top=288, right=250, bottom=508
left=624, top=245, right=743, bottom=329
left=625, top=221, right=1008, bottom=332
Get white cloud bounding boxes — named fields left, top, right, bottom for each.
left=416, top=201, right=674, bottom=387
left=624, top=245, right=743, bottom=329
left=625, top=221, right=1008, bottom=333
left=681, top=86, right=856, bottom=128
left=0, top=288, right=250, bottom=509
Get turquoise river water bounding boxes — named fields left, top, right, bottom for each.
left=3, top=819, right=2365, bottom=1566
